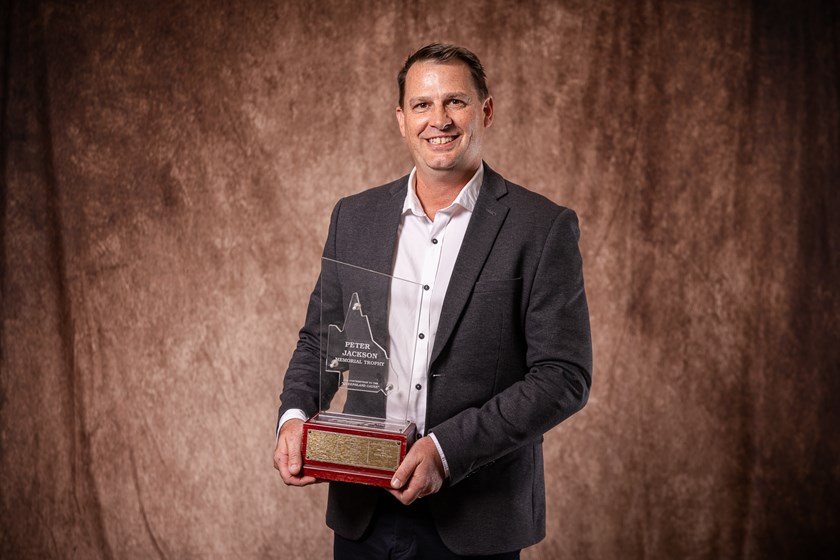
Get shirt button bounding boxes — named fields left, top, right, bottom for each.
left=415, top=383, right=422, bottom=390
left=423, top=285, right=430, bottom=291
left=431, top=238, right=438, bottom=244
left=418, top=333, right=425, bottom=339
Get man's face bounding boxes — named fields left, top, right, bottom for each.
left=396, top=60, right=493, bottom=183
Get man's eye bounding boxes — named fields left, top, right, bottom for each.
left=414, top=102, right=429, bottom=110
left=448, top=99, right=465, bottom=106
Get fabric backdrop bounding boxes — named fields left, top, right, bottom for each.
left=1, top=1, right=838, bottom=558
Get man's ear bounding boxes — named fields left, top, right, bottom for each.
left=482, top=96, right=494, bottom=128
left=396, top=106, right=406, bottom=138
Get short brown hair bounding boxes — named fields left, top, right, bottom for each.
left=397, top=43, right=489, bottom=107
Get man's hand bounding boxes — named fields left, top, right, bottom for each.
left=387, top=436, right=445, bottom=505
left=273, top=419, right=318, bottom=486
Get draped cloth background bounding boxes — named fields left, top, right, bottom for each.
left=1, top=1, right=838, bottom=558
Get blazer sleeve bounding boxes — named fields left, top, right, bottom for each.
left=429, top=208, right=593, bottom=485
left=276, top=200, right=343, bottom=422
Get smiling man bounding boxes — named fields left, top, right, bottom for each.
left=396, top=56, right=492, bottom=215
left=274, top=44, right=592, bottom=559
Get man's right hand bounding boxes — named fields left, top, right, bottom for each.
left=273, top=419, right=318, bottom=486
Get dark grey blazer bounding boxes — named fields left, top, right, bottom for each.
left=279, top=164, right=592, bottom=556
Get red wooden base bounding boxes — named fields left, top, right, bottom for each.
left=301, top=415, right=416, bottom=488
left=303, top=464, right=397, bottom=487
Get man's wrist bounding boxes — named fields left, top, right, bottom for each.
left=428, top=432, right=450, bottom=479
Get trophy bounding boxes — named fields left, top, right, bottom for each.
left=301, top=257, right=424, bottom=486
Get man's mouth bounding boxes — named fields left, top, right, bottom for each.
left=427, top=136, right=457, bottom=145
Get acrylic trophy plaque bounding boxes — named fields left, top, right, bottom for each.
left=301, top=257, right=423, bottom=487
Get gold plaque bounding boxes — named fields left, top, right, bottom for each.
left=306, top=429, right=401, bottom=471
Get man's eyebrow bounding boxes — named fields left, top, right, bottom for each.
left=407, top=95, right=432, bottom=105
left=407, top=92, right=471, bottom=104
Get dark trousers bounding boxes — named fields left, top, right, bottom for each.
left=333, top=494, right=521, bottom=560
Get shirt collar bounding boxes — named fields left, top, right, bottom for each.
left=403, top=163, right=484, bottom=217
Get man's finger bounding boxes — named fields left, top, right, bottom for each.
left=390, top=449, right=420, bottom=489
left=388, top=476, right=423, bottom=505
left=285, top=430, right=303, bottom=475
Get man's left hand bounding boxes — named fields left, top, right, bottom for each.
left=388, top=436, right=445, bottom=505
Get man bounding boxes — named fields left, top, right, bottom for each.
left=274, top=43, right=592, bottom=559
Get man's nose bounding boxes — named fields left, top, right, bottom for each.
left=431, top=105, right=451, bottom=129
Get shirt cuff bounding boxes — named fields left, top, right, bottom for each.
left=276, top=409, right=308, bottom=442
left=428, top=432, right=450, bottom=479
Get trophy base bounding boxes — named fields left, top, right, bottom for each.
left=302, top=412, right=416, bottom=487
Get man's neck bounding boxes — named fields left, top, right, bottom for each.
left=414, top=166, right=478, bottom=220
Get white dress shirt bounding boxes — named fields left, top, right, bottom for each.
left=279, top=164, right=484, bottom=478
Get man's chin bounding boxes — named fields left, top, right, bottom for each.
left=421, top=156, right=460, bottom=172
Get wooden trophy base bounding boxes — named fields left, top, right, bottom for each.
left=301, top=412, right=416, bottom=487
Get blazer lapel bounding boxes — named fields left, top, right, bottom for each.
left=367, top=177, right=407, bottom=274
left=430, top=165, right=509, bottom=367
left=350, top=177, right=407, bottom=345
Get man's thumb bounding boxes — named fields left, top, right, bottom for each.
left=390, top=452, right=417, bottom=489
left=286, top=431, right=303, bottom=475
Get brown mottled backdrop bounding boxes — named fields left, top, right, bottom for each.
left=1, top=0, right=838, bottom=558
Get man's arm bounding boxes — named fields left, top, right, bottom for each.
left=429, top=208, right=592, bottom=485
left=272, top=272, right=321, bottom=488
left=274, top=201, right=344, bottom=486
left=386, top=207, right=591, bottom=498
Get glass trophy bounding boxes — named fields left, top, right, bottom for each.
left=301, top=257, right=424, bottom=486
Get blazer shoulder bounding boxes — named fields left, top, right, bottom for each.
left=337, top=175, right=408, bottom=212
left=499, top=178, right=577, bottom=226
